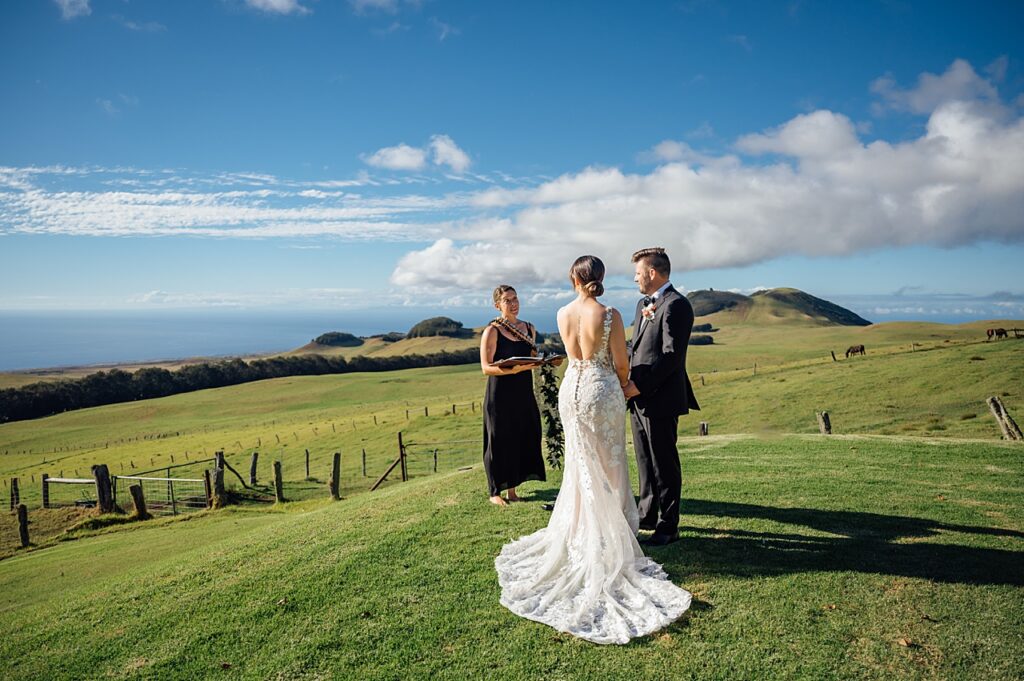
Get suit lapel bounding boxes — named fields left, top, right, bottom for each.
left=635, top=285, right=676, bottom=346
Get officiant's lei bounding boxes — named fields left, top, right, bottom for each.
left=490, top=316, right=538, bottom=356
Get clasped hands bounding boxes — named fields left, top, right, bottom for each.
left=621, top=379, right=640, bottom=399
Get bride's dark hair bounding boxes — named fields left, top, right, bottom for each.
left=569, top=255, right=605, bottom=297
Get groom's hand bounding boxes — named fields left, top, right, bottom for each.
left=622, top=380, right=640, bottom=399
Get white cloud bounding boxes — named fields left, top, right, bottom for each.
left=112, top=14, right=166, bottom=32
left=97, top=98, right=119, bottom=115
left=363, top=135, right=471, bottom=174
left=430, top=18, right=460, bottom=41
left=363, top=143, right=428, bottom=171
left=349, top=0, right=398, bottom=14
left=390, top=60, right=1024, bottom=290
left=870, top=58, right=999, bottom=115
left=429, top=134, right=471, bottom=173
left=736, top=110, right=859, bottom=157
left=727, top=34, right=752, bottom=51
left=55, top=0, right=90, bottom=20
left=245, top=0, right=311, bottom=16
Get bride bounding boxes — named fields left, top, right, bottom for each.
left=495, top=255, right=692, bottom=644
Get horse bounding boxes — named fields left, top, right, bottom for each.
left=995, top=328, right=1008, bottom=339
left=845, top=344, right=866, bottom=358
left=987, top=328, right=996, bottom=340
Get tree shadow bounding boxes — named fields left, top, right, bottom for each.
left=647, top=499, right=1024, bottom=586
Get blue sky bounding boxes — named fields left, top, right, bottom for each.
left=1, top=0, right=1023, bottom=324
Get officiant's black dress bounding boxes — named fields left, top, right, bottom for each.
left=483, top=330, right=545, bottom=496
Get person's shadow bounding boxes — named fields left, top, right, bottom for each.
left=648, top=499, right=1024, bottom=586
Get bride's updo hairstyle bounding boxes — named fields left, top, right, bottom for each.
left=570, top=255, right=605, bottom=297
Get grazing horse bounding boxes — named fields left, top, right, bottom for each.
left=845, top=344, right=866, bottom=358
left=987, top=328, right=996, bottom=340
left=995, top=328, right=1008, bottom=339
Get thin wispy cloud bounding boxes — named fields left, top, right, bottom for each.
left=430, top=17, right=461, bottom=41
left=349, top=0, right=398, bottom=15
left=112, top=14, right=166, bottom=32
left=727, top=34, right=752, bottom=51
left=55, top=0, right=90, bottom=20
left=245, top=0, right=311, bottom=16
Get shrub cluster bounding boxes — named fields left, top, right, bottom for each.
left=313, top=332, right=363, bottom=347
left=0, top=349, right=479, bottom=424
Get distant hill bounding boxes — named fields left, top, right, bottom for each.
left=687, top=288, right=871, bottom=326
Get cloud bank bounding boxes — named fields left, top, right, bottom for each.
left=392, top=59, right=1024, bottom=289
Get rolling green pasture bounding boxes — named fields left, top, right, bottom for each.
left=1, top=435, right=1021, bottom=679
left=0, top=319, right=1022, bottom=678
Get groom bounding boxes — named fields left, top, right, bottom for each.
left=622, top=247, right=700, bottom=546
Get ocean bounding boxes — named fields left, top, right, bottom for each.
left=0, top=309, right=502, bottom=372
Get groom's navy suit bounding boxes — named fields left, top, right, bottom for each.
left=628, top=284, right=700, bottom=536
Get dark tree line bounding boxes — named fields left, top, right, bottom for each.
left=0, top=349, right=479, bottom=424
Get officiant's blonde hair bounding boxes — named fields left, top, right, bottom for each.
left=570, top=255, right=605, bottom=297
left=492, top=284, right=516, bottom=305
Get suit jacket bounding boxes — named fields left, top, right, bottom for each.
left=628, top=285, right=700, bottom=418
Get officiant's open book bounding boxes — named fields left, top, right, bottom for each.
left=492, top=353, right=565, bottom=368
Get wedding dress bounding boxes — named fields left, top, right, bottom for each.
left=495, top=307, right=692, bottom=644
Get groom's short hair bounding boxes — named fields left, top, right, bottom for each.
left=632, top=247, right=671, bottom=277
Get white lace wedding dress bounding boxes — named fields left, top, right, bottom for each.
left=495, top=307, right=692, bottom=644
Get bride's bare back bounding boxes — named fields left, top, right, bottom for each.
left=557, top=298, right=630, bottom=385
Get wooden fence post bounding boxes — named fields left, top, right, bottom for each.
left=424, top=406, right=429, bottom=417
left=92, top=464, right=114, bottom=513
left=41, top=474, right=49, bottom=509
left=213, top=466, right=226, bottom=508
left=698, top=422, right=709, bottom=437
left=830, top=351, right=837, bottom=362
left=373, top=415, right=378, bottom=426
left=398, top=432, right=408, bottom=482
left=452, top=403, right=456, bottom=415
left=816, top=411, right=832, bottom=435
left=329, top=452, right=341, bottom=500
left=433, top=448, right=438, bottom=473
left=305, top=449, right=310, bottom=479
left=250, top=451, right=259, bottom=485
left=362, top=448, right=367, bottom=477
left=214, top=451, right=225, bottom=470
left=273, top=461, right=285, bottom=503
left=203, top=470, right=213, bottom=508
left=9, top=477, right=19, bottom=511
left=129, top=484, right=149, bottom=519
left=987, top=396, right=1023, bottom=441
left=17, top=504, right=29, bottom=547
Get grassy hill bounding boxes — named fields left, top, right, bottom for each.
left=689, top=287, right=872, bottom=327
left=1, top=315, right=1022, bottom=678
left=1, top=434, right=1021, bottom=679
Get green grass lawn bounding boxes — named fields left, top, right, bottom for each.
left=2, top=328, right=1020, bottom=512
left=1, top=435, right=1021, bottom=679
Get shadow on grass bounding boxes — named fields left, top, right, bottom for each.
left=650, top=499, right=1024, bottom=586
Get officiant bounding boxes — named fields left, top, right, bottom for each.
left=479, top=284, right=546, bottom=507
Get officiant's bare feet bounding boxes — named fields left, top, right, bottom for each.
left=490, top=495, right=508, bottom=507
left=506, top=488, right=522, bottom=502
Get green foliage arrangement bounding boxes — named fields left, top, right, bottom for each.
left=535, top=363, right=564, bottom=469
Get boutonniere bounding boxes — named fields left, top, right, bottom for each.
left=641, top=300, right=656, bottom=321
